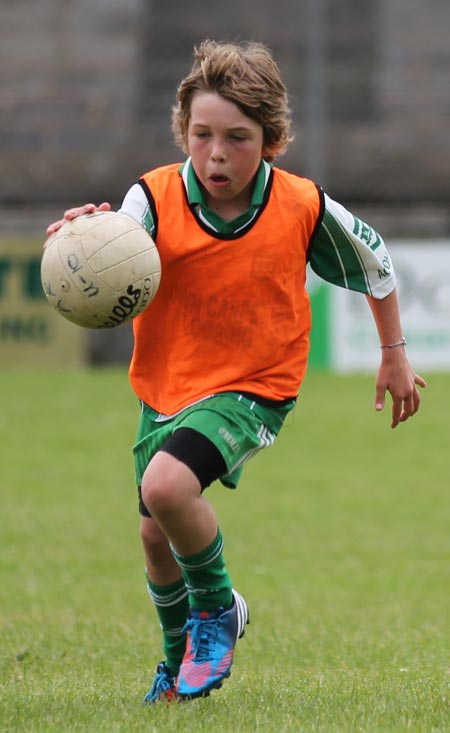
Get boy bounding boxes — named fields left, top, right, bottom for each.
left=46, top=40, right=426, bottom=703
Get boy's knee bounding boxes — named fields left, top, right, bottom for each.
left=141, top=451, right=201, bottom=518
left=141, top=470, right=181, bottom=518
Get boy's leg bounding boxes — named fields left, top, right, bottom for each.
left=141, top=451, right=232, bottom=608
left=141, top=449, right=248, bottom=699
left=140, top=516, right=189, bottom=676
left=135, top=396, right=279, bottom=700
left=142, top=450, right=222, bottom=553
left=135, top=410, right=233, bottom=702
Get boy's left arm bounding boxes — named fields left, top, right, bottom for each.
left=309, top=192, right=426, bottom=427
left=366, top=289, right=427, bottom=428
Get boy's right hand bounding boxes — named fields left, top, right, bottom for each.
left=46, top=202, right=111, bottom=238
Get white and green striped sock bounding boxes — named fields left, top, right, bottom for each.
left=171, top=529, right=233, bottom=611
left=145, top=573, right=189, bottom=675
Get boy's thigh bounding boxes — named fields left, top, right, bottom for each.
left=134, top=393, right=281, bottom=501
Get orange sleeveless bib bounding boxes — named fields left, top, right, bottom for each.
left=129, top=163, right=321, bottom=414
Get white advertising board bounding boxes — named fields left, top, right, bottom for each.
left=330, top=241, right=450, bottom=372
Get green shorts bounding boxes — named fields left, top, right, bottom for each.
left=133, top=392, right=295, bottom=491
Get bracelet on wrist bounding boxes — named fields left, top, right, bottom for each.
left=380, top=337, right=407, bottom=350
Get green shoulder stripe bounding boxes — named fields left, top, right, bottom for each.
left=310, top=207, right=372, bottom=295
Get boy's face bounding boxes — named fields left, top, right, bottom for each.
left=187, top=92, right=267, bottom=213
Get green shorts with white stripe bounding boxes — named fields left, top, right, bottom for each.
left=133, top=392, right=295, bottom=490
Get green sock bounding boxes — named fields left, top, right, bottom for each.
left=145, top=573, right=189, bottom=676
left=171, top=529, right=233, bottom=611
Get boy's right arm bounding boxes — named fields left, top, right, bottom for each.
left=45, top=202, right=111, bottom=237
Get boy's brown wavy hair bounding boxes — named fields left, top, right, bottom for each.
left=172, top=40, right=293, bottom=161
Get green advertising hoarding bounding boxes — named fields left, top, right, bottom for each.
left=2, top=240, right=447, bottom=372
left=307, top=268, right=332, bottom=370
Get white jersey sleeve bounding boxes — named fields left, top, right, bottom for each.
left=310, top=192, right=396, bottom=299
left=118, top=183, right=156, bottom=238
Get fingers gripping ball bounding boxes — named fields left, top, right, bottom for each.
left=41, top=212, right=161, bottom=328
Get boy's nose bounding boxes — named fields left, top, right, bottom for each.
left=210, top=141, right=226, bottom=161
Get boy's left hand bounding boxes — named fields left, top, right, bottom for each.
left=374, top=350, right=427, bottom=428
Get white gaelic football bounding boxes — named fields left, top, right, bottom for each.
left=41, top=211, right=161, bottom=328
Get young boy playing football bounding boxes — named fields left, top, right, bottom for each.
left=46, top=39, right=426, bottom=703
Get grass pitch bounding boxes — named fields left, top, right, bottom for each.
left=1, top=367, right=449, bottom=732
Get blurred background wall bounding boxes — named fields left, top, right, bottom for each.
left=2, top=0, right=449, bottom=229
left=1, top=0, right=449, bottom=365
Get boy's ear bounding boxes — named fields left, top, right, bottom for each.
left=262, top=146, right=275, bottom=162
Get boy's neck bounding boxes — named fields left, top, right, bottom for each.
left=205, top=196, right=250, bottom=222
left=204, top=177, right=255, bottom=222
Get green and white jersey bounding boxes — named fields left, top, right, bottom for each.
left=120, top=158, right=395, bottom=299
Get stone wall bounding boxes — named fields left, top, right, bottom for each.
left=1, top=0, right=449, bottom=234
left=2, top=0, right=448, bottom=365
left=1, top=0, right=142, bottom=205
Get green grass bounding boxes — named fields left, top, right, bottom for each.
left=1, top=368, right=449, bottom=732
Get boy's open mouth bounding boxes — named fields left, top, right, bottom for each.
left=209, top=174, right=230, bottom=184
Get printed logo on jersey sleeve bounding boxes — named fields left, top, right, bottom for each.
left=352, top=215, right=383, bottom=251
